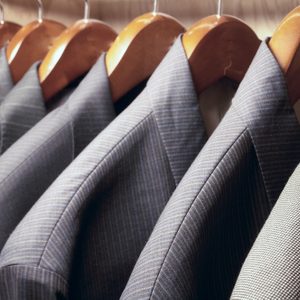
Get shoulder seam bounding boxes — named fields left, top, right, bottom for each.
left=37, top=112, right=154, bottom=269
left=149, top=127, right=249, bottom=298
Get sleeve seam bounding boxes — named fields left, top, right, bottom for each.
left=37, top=112, right=154, bottom=268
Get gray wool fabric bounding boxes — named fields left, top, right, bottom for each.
left=0, top=58, right=76, bottom=155
left=231, top=163, right=300, bottom=300
left=0, top=38, right=214, bottom=300
left=0, top=54, right=116, bottom=252
left=0, top=62, right=46, bottom=154
left=0, top=47, right=14, bottom=103
left=120, top=41, right=300, bottom=300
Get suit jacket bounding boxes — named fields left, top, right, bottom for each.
left=231, top=163, right=300, bottom=300
left=0, top=47, right=14, bottom=103
left=0, top=38, right=220, bottom=300
left=0, top=61, right=74, bottom=155
left=0, top=55, right=116, bottom=251
left=120, top=42, right=300, bottom=300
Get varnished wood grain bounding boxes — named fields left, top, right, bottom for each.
left=0, top=22, right=21, bottom=48
left=106, top=12, right=185, bottom=102
left=269, top=6, right=300, bottom=105
left=3, top=1, right=300, bottom=38
left=39, top=19, right=117, bottom=101
left=7, top=20, right=66, bottom=83
left=183, top=15, right=260, bottom=96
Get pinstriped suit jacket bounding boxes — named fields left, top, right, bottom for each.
left=0, top=61, right=74, bottom=155
left=0, top=55, right=116, bottom=251
left=231, top=163, right=300, bottom=300
left=0, top=47, right=14, bottom=102
left=0, top=62, right=46, bottom=154
left=120, top=42, right=300, bottom=300
left=0, top=38, right=213, bottom=300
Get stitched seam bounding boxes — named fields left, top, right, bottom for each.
left=71, top=123, right=75, bottom=160
left=0, top=96, right=14, bottom=154
left=231, top=103, right=270, bottom=203
left=149, top=128, right=248, bottom=298
left=148, top=85, right=179, bottom=187
left=0, top=101, right=4, bottom=153
left=38, top=112, right=154, bottom=267
left=151, top=113, right=177, bottom=188
left=0, top=120, right=73, bottom=186
left=0, top=106, right=46, bottom=155
left=0, top=264, right=69, bottom=286
left=2, top=103, right=46, bottom=110
left=67, top=108, right=76, bottom=160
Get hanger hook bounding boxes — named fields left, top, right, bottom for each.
left=217, top=0, right=223, bottom=18
left=36, top=0, right=43, bottom=22
left=153, top=0, right=159, bottom=14
left=0, top=0, right=4, bottom=24
left=84, top=0, right=90, bottom=20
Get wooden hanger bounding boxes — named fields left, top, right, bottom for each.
left=39, top=0, right=117, bottom=102
left=269, top=6, right=300, bottom=106
left=6, top=0, right=65, bottom=83
left=0, top=0, right=21, bottom=48
left=106, top=1, right=185, bottom=102
left=182, top=2, right=261, bottom=96
left=0, top=22, right=21, bottom=49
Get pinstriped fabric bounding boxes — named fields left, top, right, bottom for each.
left=121, top=109, right=265, bottom=300
left=67, top=56, right=116, bottom=156
left=0, top=265, right=68, bottom=299
left=120, top=42, right=300, bottom=300
left=231, top=164, right=300, bottom=300
left=0, top=62, right=46, bottom=154
left=232, top=42, right=298, bottom=205
left=0, top=38, right=211, bottom=300
left=147, top=49, right=204, bottom=185
left=0, top=47, right=13, bottom=103
left=0, top=54, right=116, bottom=251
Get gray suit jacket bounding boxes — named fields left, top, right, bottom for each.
left=120, top=42, right=300, bottom=300
left=0, top=38, right=209, bottom=300
left=0, top=62, right=46, bottom=154
left=231, top=164, right=300, bottom=300
left=0, top=55, right=116, bottom=251
left=0, top=47, right=14, bottom=102
left=0, top=60, right=74, bottom=155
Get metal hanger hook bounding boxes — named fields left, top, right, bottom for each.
left=217, top=0, right=223, bottom=18
left=0, top=0, right=4, bottom=24
left=153, top=0, right=159, bottom=14
left=36, top=0, right=43, bottom=22
left=84, top=0, right=90, bottom=20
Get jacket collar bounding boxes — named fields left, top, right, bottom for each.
left=0, top=62, right=46, bottom=153
left=0, top=47, right=14, bottom=103
left=232, top=41, right=300, bottom=205
left=65, top=54, right=116, bottom=156
left=147, top=37, right=208, bottom=185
